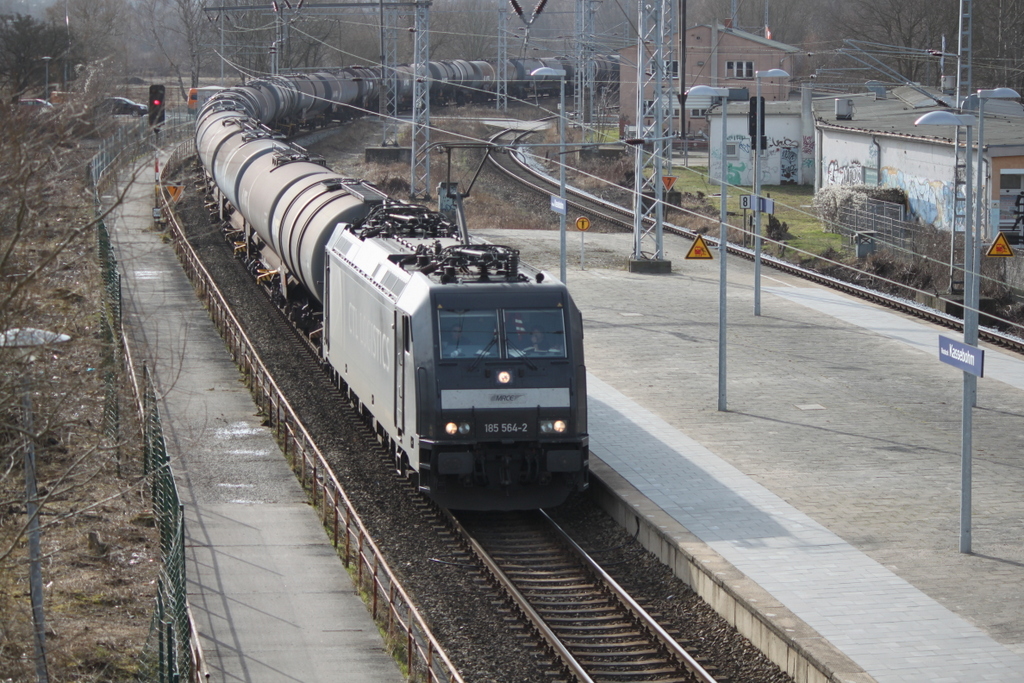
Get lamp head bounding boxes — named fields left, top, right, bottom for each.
left=977, top=87, right=1020, bottom=100
left=755, top=68, right=789, bottom=79
left=686, top=85, right=729, bottom=98
left=914, top=111, right=975, bottom=127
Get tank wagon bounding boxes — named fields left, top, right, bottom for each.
left=196, top=71, right=589, bottom=510
left=194, top=55, right=618, bottom=128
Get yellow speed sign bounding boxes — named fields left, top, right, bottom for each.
left=575, top=216, right=591, bottom=232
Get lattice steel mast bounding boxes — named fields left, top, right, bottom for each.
left=379, top=3, right=399, bottom=146
left=410, top=1, right=431, bottom=198
left=574, top=0, right=598, bottom=125
left=497, top=0, right=509, bottom=112
left=632, top=0, right=672, bottom=265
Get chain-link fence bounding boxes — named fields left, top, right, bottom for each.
left=139, top=363, right=193, bottom=683
left=90, top=112, right=202, bottom=683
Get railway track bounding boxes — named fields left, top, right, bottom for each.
left=176, top=163, right=733, bottom=683
left=485, top=127, right=1024, bottom=356
left=452, top=510, right=719, bottom=683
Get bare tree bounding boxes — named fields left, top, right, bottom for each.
left=138, top=0, right=211, bottom=98
left=0, top=13, right=73, bottom=97
left=432, top=0, right=497, bottom=61
left=44, top=0, right=134, bottom=84
left=0, top=79, right=160, bottom=679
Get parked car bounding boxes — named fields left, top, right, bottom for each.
left=96, top=96, right=147, bottom=116
left=18, top=98, right=55, bottom=112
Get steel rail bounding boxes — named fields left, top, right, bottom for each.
left=448, top=509, right=719, bottom=683
left=443, top=510, right=596, bottom=683
left=539, top=510, right=718, bottom=683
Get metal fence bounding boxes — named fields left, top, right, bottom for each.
left=833, top=197, right=929, bottom=255
left=90, top=112, right=203, bottom=683
left=90, top=112, right=193, bottom=195
left=160, top=141, right=465, bottom=683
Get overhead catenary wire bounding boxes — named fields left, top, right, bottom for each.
left=198, top=2, right=1024, bottom=340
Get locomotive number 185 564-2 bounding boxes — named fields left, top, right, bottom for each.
left=483, top=422, right=529, bottom=434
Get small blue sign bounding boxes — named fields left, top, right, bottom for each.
left=938, top=335, right=985, bottom=377
left=550, top=195, right=566, bottom=215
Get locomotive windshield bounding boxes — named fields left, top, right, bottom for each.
left=439, top=308, right=566, bottom=359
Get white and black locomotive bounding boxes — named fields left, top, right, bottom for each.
left=195, top=72, right=589, bottom=510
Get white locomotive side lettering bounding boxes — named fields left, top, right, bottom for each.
left=442, top=388, right=570, bottom=410
left=347, top=301, right=391, bottom=373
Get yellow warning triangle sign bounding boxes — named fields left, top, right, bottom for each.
left=685, top=234, right=714, bottom=259
left=986, top=232, right=1015, bottom=257
left=165, top=185, right=183, bottom=202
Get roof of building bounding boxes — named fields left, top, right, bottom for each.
left=811, top=85, right=1024, bottom=150
left=691, top=22, right=802, bottom=54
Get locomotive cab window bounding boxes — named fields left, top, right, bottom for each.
left=437, top=308, right=566, bottom=359
left=439, top=310, right=499, bottom=359
left=504, top=309, right=565, bottom=358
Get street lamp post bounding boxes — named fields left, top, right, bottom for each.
left=918, top=87, right=1022, bottom=554
left=915, top=110, right=976, bottom=553
left=974, top=88, right=1020, bottom=244
left=688, top=85, right=731, bottom=410
left=532, top=67, right=568, bottom=283
left=42, top=56, right=51, bottom=102
left=752, top=68, right=788, bottom=316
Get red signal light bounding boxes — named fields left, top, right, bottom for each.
left=152, top=99, right=162, bottom=106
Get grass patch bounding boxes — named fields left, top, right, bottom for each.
left=666, top=167, right=844, bottom=256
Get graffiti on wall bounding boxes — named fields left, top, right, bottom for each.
left=728, top=161, right=748, bottom=185
left=781, top=147, right=799, bottom=184
left=826, top=159, right=864, bottom=186
left=709, top=131, right=809, bottom=186
left=882, top=167, right=948, bottom=227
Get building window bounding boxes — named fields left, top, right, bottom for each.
left=999, top=171, right=1024, bottom=228
left=690, top=108, right=708, bottom=118
left=727, top=61, right=754, bottom=78
left=726, top=142, right=738, bottom=158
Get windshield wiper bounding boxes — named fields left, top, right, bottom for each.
left=504, top=338, right=538, bottom=370
left=469, top=334, right=500, bottom=371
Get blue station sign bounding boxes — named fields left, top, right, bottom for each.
left=938, top=335, right=985, bottom=377
left=550, top=195, right=567, bottom=215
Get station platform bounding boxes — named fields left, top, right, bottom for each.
left=475, top=227, right=1024, bottom=683
left=106, top=153, right=402, bottom=683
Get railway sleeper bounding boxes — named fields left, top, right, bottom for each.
left=567, top=639, right=654, bottom=650
left=545, top=618, right=635, bottom=629
left=575, top=649, right=661, bottom=661
left=534, top=605, right=618, bottom=616
left=575, top=669, right=687, bottom=680
left=559, top=627, right=644, bottom=638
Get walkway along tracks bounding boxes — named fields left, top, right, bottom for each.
left=157, top=144, right=465, bottom=683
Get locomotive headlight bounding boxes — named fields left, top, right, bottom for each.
left=497, top=370, right=512, bottom=384
left=540, top=420, right=568, bottom=434
left=445, top=422, right=472, bottom=436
